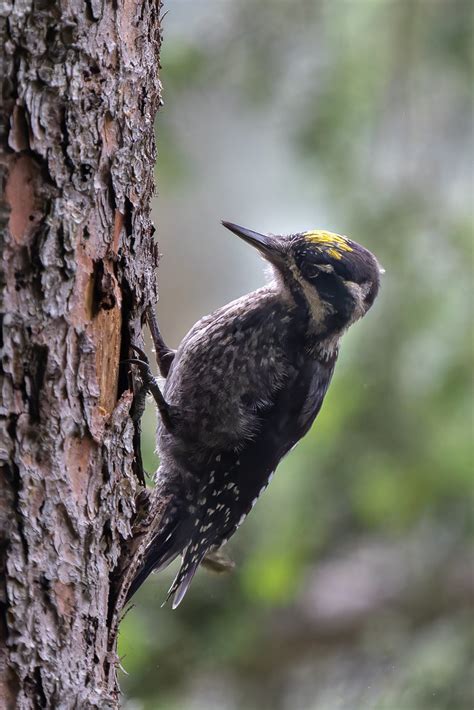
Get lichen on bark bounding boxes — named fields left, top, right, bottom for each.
left=0, top=1, right=163, bottom=706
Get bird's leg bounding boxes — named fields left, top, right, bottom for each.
left=146, top=306, right=176, bottom=378
left=123, top=345, right=176, bottom=431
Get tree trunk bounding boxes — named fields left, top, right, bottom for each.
left=0, top=1, right=162, bottom=707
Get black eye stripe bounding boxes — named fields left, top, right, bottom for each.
left=292, top=238, right=380, bottom=296
left=330, top=261, right=353, bottom=281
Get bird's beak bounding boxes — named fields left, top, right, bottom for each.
left=221, top=221, right=284, bottom=266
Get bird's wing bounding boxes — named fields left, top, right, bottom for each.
left=164, top=290, right=296, bottom=449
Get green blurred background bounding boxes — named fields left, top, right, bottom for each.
left=120, top=1, right=473, bottom=708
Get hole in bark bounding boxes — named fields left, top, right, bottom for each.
left=102, top=461, right=110, bottom=483
left=39, top=574, right=50, bottom=593
left=124, top=196, right=133, bottom=238
left=6, top=417, right=17, bottom=442
left=29, top=229, right=45, bottom=300
left=84, top=0, right=95, bottom=22
left=101, top=520, right=113, bottom=551
left=92, top=261, right=116, bottom=314
left=80, top=163, right=92, bottom=182
left=60, top=25, right=75, bottom=45
left=34, top=667, right=47, bottom=707
left=106, top=169, right=116, bottom=211
left=45, top=26, right=57, bottom=44
left=117, top=278, right=133, bottom=399
left=26, top=345, right=49, bottom=422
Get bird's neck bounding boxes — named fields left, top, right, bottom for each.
left=310, top=332, right=340, bottom=364
left=268, top=277, right=341, bottom=366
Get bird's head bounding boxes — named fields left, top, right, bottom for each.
left=222, top=221, right=383, bottom=335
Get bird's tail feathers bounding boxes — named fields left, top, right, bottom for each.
left=125, top=510, right=192, bottom=602
left=166, top=548, right=206, bottom=609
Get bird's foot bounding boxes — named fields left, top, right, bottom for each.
left=122, top=346, right=175, bottom=431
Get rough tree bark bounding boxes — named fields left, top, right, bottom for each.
left=0, top=1, right=162, bottom=707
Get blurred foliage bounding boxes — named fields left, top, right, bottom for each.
left=120, top=1, right=473, bottom=708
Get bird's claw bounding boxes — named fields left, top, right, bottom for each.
left=129, top=344, right=149, bottom=364
left=122, top=348, right=174, bottom=431
left=121, top=344, right=153, bottom=381
left=122, top=357, right=152, bottom=375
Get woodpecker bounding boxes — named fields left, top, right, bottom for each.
left=125, top=221, right=383, bottom=608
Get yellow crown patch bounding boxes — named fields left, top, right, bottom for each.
left=302, top=231, right=353, bottom=260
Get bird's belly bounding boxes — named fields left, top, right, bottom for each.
left=267, top=359, right=334, bottom=457
left=223, top=360, right=334, bottom=503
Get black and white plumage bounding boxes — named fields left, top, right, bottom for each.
left=125, top=222, right=383, bottom=607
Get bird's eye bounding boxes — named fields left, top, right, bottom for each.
left=303, top=263, right=334, bottom=280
